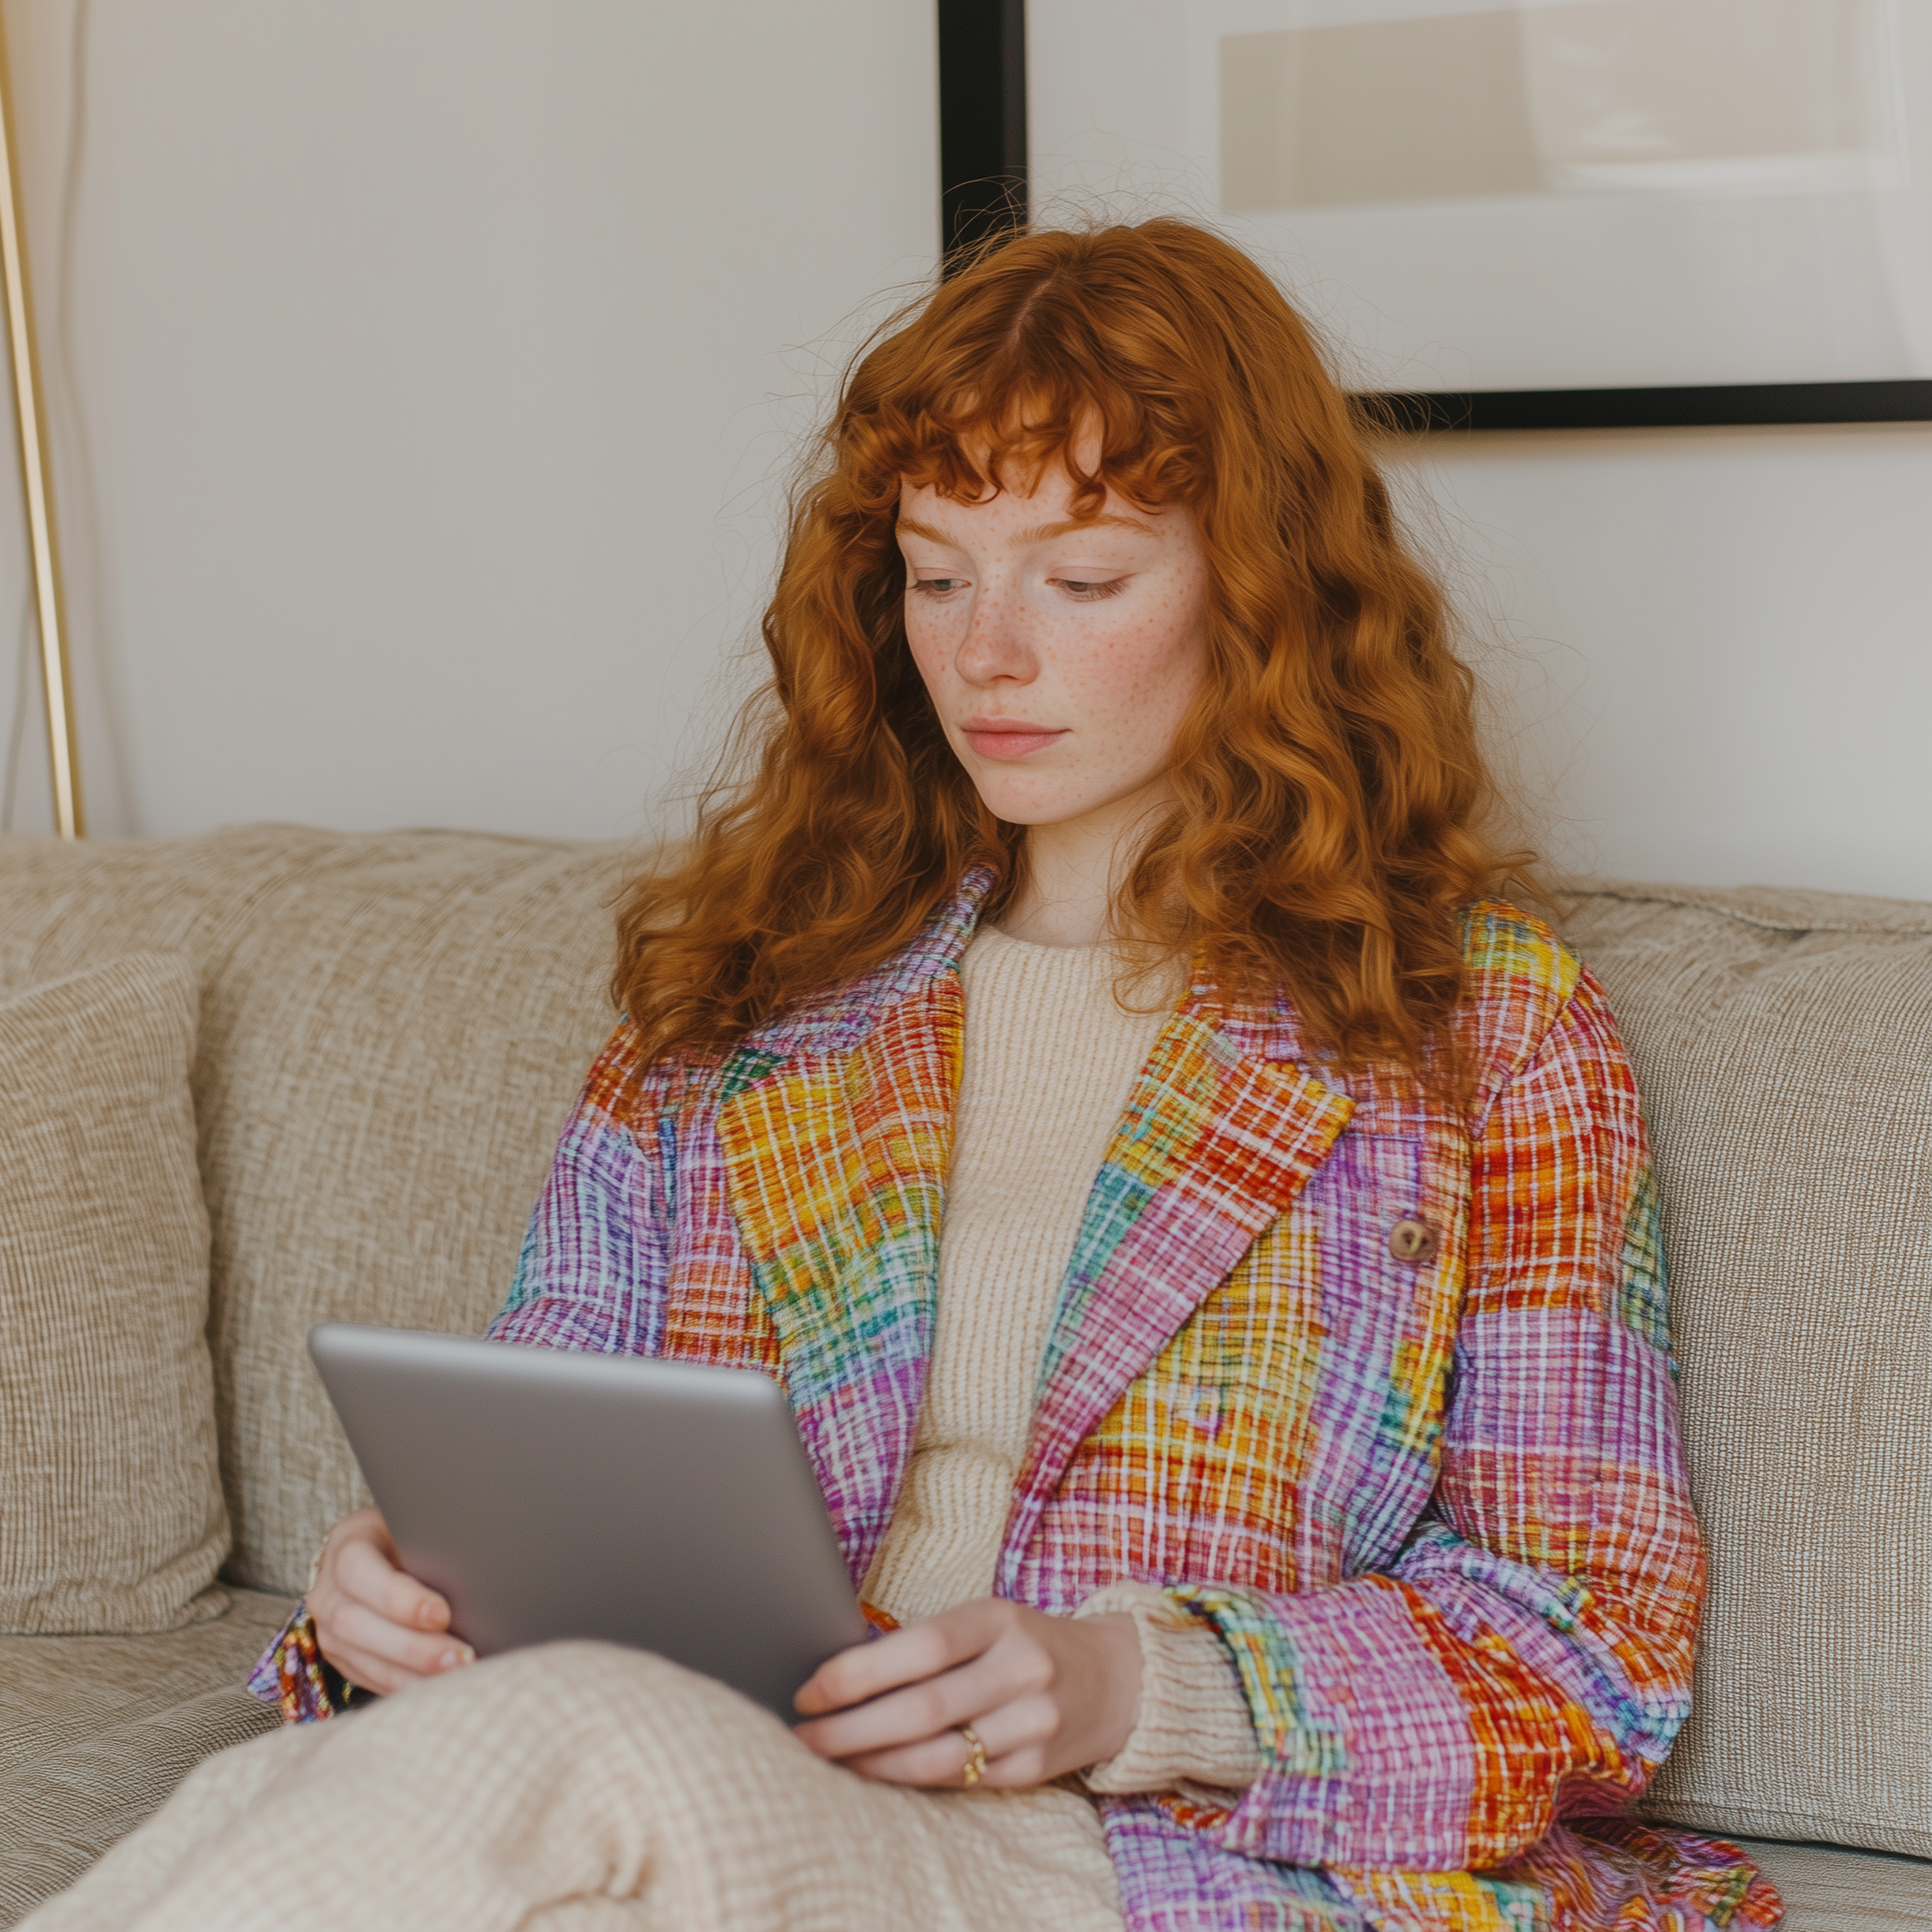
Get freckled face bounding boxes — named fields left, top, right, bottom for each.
left=897, top=460, right=1212, bottom=828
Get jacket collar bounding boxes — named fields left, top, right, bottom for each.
left=724, top=867, right=992, bottom=1066
left=712, top=875, right=1353, bottom=1589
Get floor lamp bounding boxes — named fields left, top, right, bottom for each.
left=0, top=11, right=82, bottom=838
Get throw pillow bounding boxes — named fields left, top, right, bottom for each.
left=0, top=953, right=229, bottom=1632
left=1563, top=884, right=1932, bottom=1862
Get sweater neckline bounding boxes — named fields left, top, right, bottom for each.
left=970, top=922, right=1116, bottom=962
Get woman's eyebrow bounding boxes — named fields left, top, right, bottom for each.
left=1014, top=514, right=1158, bottom=543
left=895, top=518, right=963, bottom=546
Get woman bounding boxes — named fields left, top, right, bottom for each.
left=34, top=221, right=1780, bottom=1932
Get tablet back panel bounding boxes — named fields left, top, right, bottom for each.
left=308, top=1324, right=868, bottom=1717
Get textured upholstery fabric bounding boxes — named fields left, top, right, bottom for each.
left=0, top=826, right=636, bottom=1596
left=1561, top=883, right=1932, bottom=1862
left=1732, top=1840, right=1932, bottom=1931
left=0, top=956, right=227, bottom=1635
left=0, top=1590, right=293, bottom=1928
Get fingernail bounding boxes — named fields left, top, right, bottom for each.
left=440, top=1644, right=475, bottom=1671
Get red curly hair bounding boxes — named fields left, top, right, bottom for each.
left=614, top=219, right=1527, bottom=1074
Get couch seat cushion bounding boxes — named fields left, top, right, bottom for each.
left=0, top=1589, right=292, bottom=1927
left=1735, top=1837, right=1932, bottom=1930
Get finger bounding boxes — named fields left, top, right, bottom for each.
left=321, top=1641, right=415, bottom=1697
left=320, top=1596, right=474, bottom=1681
left=314, top=1507, right=402, bottom=1588
left=332, top=1505, right=392, bottom=1554
left=793, top=1624, right=957, bottom=1716
left=322, top=1640, right=443, bottom=1699
left=839, top=1694, right=1058, bottom=1789
left=793, top=1648, right=1016, bottom=1762
left=320, top=1622, right=475, bottom=1697
left=332, top=1534, right=451, bottom=1633
left=839, top=1726, right=988, bottom=1788
left=795, top=1601, right=1008, bottom=1716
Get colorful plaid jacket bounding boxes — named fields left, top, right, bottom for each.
left=255, top=874, right=1778, bottom=1931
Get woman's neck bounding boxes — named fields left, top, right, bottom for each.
left=995, top=783, right=1169, bottom=948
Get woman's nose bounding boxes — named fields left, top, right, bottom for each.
left=954, top=585, right=1035, bottom=686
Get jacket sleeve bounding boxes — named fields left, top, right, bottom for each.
left=1170, top=966, right=1704, bottom=1873
left=487, top=1023, right=671, bottom=1357
left=248, top=1024, right=670, bottom=1720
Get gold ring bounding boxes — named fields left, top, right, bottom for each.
left=957, top=1724, right=987, bottom=1790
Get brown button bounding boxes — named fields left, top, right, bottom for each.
left=1388, top=1218, right=1437, bottom=1264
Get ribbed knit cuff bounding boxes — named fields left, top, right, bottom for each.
left=1073, top=1582, right=1262, bottom=1794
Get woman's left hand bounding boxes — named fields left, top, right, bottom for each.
left=791, top=1598, right=1141, bottom=1788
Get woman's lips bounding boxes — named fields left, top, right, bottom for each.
left=960, top=723, right=1068, bottom=759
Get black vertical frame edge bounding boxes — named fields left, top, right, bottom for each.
left=1367, top=379, right=1932, bottom=432
left=939, top=0, right=1028, bottom=265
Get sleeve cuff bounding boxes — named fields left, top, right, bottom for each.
left=246, top=1601, right=370, bottom=1723
left=1073, top=1582, right=1262, bottom=1794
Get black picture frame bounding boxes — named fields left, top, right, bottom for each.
left=939, top=0, right=1028, bottom=264
left=935, top=1, right=1932, bottom=429
left=1374, top=380, right=1932, bottom=433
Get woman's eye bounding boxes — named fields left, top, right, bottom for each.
left=1055, top=576, right=1125, bottom=601
left=913, top=576, right=967, bottom=596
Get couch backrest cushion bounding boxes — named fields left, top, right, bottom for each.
left=1560, top=882, right=1932, bottom=1859
left=0, top=826, right=634, bottom=1594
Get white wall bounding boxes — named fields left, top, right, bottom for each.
left=5, top=5, right=1927, bottom=903
left=0, top=0, right=939, bottom=843
left=1398, top=422, right=1932, bottom=900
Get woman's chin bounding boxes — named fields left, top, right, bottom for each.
left=972, top=785, right=1095, bottom=830
left=972, top=774, right=1173, bottom=838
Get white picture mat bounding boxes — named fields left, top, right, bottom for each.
left=1028, top=0, right=1932, bottom=391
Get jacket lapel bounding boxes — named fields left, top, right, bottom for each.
left=713, top=878, right=984, bottom=1587
left=713, top=882, right=1357, bottom=1597
left=997, top=998, right=1356, bottom=1591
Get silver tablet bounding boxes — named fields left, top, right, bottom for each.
left=308, top=1324, right=869, bottom=1718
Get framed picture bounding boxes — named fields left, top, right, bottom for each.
left=944, top=0, right=1932, bottom=427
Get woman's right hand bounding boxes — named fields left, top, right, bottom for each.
left=308, top=1507, right=476, bottom=1695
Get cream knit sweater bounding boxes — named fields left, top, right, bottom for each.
left=862, top=925, right=1260, bottom=1793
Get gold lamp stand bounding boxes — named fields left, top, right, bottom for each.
left=0, top=12, right=82, bottom=838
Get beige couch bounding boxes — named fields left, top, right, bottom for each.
left=1, top=825, right=1927, bottom=1928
